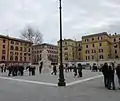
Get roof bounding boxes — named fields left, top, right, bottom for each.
left=0, top=34, right=33, bottom=44
left=57, top=39, right=75, bottom=42
left=82, top=32, right=110, bottom=39
left=33, top=43, right=57, bottom=47
left=111, top=34, right=120, bottom=38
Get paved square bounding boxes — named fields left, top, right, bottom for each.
left=0, top=70, right=119, bottom=101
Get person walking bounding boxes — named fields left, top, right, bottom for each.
left=73, top=64, right=77, bottom=78
left=101, top=63, right=109, bottom=88
left=39, top=62, right=43, bottom=74
left=107, top=63, right=115, bottom=90
left=77, top=63, right=82, bottom=77
left=116, top=64, right=120, bottom=89
left=51, top=65, right=57, bottom=75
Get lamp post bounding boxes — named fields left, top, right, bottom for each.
left=58, top=0, right=66, bottom=86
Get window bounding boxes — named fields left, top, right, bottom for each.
left=86, top=45, right=88, bottom=48
left=92, top=44, right=94, bottom=47
left=15, top=46, right=18, bottom=51
left=24, top=53, right=27, bottom=56
left=20, top=47, right=22, bottom=51
left=100, top=43, right=102, bottom=46
left=92, top=38, right=94, bottom=41
left=15, top=52, right=18, bottom=55
left=20, top=57, right=22, bottom=61
left=64, top=47, right=68, bottom=50
left=28, top=48, right=30, bottom=52
left=15, top=56, right=18, bottom=61
left=65, top=57, right=68, bottom=61
left=10, top=46, right=14, bottom=50
left=115, top=50, right=117, bottom=54
left=88, top=56, right=90, bottom=60
left=98, top=37, right=102, bottom=40
left=10, top=52, right=14, bottom=56
left=10, top=56, right=13, bottom=61
left=87, top=39, right=89, bottom=42
left=119, top=38, right=120, bottom=40
left=86, top=56, right=87, bottom=60
left=24, top=57, right=26, bottom=61
left=20, top=53, right=22, bottom=55
left=2, top=56, right=5, bottom=60
left=115, top=56, right=118, bottom=58
left=64, top=52, right=68, bottom=55
left=3, top=45, right=5, bottom=48
left=2, top=50, right=6, bottom=54
left=114, top=38, right=116, bottom=42
left=28, top=54, right=31, bottom=56
left=15, top=42, right=19, bottom=45
left=99, top=55, right=104, bottom=59
left=3, top=39, right=6, bottom=43
left=92, top=56, right=94, bottom=60
left=99, top=49, right=103, bottom=53
left=114, top=44, right=117, bottom=48
left=11, top=41, right=14, bottom=44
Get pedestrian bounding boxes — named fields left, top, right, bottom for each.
left=101, top=63, right=109, bottom=88
left=1, top=65, right=4, bottom=73
left=116, top=64, right=120, bottom=89
left=7, top=64, right=12, bottom=76
left=31, top=66, right=35, bottom=76
left=39, top=62, right=43, bottom=74
left=73, top=64, right=77, bottom=78
left=51, top=65, right=57, bottom=75
left=26, top=65, right=32, bottom=76
left=77, top=63, right=82, bottom=77
left=107, top=63, right=115, bottom=90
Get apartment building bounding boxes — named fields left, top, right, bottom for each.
left=0, top=35, right=33, bottom=65
left=32, top=43, right=58, bottom=64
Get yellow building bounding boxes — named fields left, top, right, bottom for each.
left=58, top=39, right=77, bottom=63
left=0, top=35, right=33, bottom=65
left=76, top=41, right=82, bottom=61
left=82, top=32, right=112, bottom=61
left=110, top=33, right=120, bottom=59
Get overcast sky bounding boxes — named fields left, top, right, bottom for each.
left=0, top=0, right=120, bottom=45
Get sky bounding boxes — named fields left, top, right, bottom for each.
left=0, top=0, right=120, bottom=45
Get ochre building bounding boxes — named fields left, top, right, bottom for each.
left=0, top=35, right=32, bottom=65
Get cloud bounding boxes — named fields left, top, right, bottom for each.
left=0, top=0, right=120, bottom=44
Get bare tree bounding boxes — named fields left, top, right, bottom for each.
left=21, top=26, right=43, bottom=44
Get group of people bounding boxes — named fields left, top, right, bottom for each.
left=101, top=62, right=120, bottom=90
left=0, top=64, right=36, bottom=76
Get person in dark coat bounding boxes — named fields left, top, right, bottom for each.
left=101, top=63, right=109, bottom=88
left=19, top=65, right=24, bottom=76
left=1, top=65, right=4, bottom=73
left=31, top=66, right=35, bottom=76
left=73, top=64, right=77, bottom=78
left=7, top=64, right=12, bottom=76
left=116, top=64, right=120, bottom=89
left=39, top=62, right=43, bottom=74
left=77, top=63, right=82, bottom=77
left=107, top=63, right=115, bottom=90
left=51, top=65, right=57, bottom=75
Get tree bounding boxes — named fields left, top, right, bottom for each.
left=21, top=26, right=43, bottom=44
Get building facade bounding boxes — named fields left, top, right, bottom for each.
left=32, top=43, right=58, bottom=64
left=0, top=35, right=33, bottom=65
left=82, top=32, right=112, bottom=61
left=110, top=33, right=120, bottom=59
left=58, top=39, right=79, bottom=63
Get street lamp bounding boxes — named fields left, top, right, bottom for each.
left=58, top=0, right=66, bottom=86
